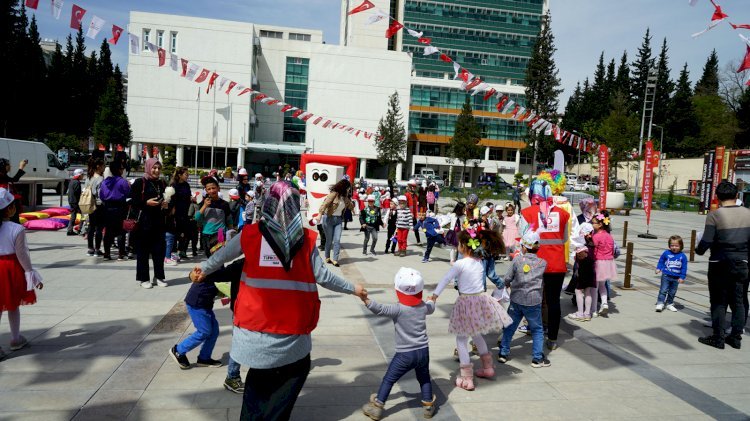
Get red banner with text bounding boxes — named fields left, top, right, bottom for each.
left=642, top=140, right=654, bottom=225
left=711, top=146, right=726, bottom=211
left=598, top=145, right=609, bottom=210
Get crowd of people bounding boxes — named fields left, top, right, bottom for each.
left=1, top=152, right=749, bottom=420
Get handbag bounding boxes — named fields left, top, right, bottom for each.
left=123, top=180, right=146, bottom=232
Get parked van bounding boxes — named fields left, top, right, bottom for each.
left=0, top=138, right=68, bottom=189
left=418, top=167, right=436, bottom=178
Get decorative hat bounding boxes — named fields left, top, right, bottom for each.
left=408, top=179, right=417, bottom=186
left=480, top=206, right=491, bottom=216
left=73, top=168, right=84, bottom=178
left=467, top=193, right=478, bottom=204
left=255, top=173, right=263, bottom=178
left=0, top=188, right=14, bottom=209
left=239, top=168, right=248, bottom=175
left=394, top=267, right=424, bottom=306
left=521, top=231, right=541, bottom=250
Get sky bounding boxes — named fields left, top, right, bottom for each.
left=27, top=0, right=746, bottom=110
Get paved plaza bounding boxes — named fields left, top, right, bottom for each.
left=1, top=199, right=749, bottom=420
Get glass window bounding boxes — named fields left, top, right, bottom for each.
left=170, top=32, right=178, bottom=53
left=142, top=29, right=150, bottom=50
left=260, top=30, right=283, bottom=39
left=156, top=30, right=164, bottom=48
left=284, top=57, right=310, bottom=143
left=289, top=33, right=311, bottom=41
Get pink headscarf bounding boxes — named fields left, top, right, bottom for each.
left=144, top=158, right=161, bottom=180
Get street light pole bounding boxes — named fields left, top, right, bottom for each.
left=652, top=123, right=664, bottom=190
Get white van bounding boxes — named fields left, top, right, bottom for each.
left=0, top=138, right=68, bottom=189
left=419, top=167, right=436, bottom=178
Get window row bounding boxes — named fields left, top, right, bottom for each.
left=409, top=112, right=527, bottom=141
left=260, top=30, right=311, bottom=42
left=142, top=28, right=178, bottom=54
left=411, top=85, right=526, bottom=111
left=283, top=57, right=310, bottom=143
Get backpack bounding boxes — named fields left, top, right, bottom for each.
left=427, top=191, right=436, bottom=205
left=79, top=185, right=96, bottom=214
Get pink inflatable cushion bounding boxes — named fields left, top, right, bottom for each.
left=23, top=219, right=66, bottom=231
left=42, top=207, right=71, bottom=217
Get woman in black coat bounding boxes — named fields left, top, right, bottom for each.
left=130, top=158, right=168, bottom=289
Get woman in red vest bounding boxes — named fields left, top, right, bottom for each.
left=520, top=176, right=570, bottom=351
left=191, top=181, right=367, bottom=420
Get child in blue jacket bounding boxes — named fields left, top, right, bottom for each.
left=416, top=211, right=445, bottom=263
left=655, top=235, right=688, bottom=312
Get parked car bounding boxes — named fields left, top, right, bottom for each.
left=428, top=175, right=444, bottom=187
left=574, top=181, right=598, bottom=191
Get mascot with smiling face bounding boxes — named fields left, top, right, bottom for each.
left=300, top=154, right=358, bottom=226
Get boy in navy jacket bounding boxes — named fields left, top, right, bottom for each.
left=416, top=211, right=445, bottom=263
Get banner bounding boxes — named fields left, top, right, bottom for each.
left=700, top=151, right=715, bottom=214
left=86, top=15, right=105, bottom=39
left=51, top=0, right=63, bottom=19
left=642, top=140, right=654, bottom=226
left=711, top=146, right=726, bottom=211
left=598, top=145, right=609, bottom=210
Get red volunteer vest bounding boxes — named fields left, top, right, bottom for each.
left=521, top=204, right=570, bottom=274
left=235, top=224, right=321, bottom=335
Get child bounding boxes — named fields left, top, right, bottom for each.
left=384, top=201, right=398, bottom=255
left=361, top=268, right=437, bottom=420
left=195, top=177, right=233, bottom=257
left=447, top=202, right=466, bottom=265
left=591, top=212, right=616, bottom=316
left=430, top=230, right=512, bottom=391
left=0, top=188, right=43, bottom=359
left=655, top=235, right=688, bottom=312
left=227, top=188, right=242, bottom=229
left=67, top=168, right=85, bottom=235
left=186, top=192, right=201, bottom=257
left=502, top=203, right=520, bottom=260
left=242, top=190, right=256, bottom=227
left=417, top=211, right=445, bottom=263
left=498, top=231, right=550, bottom=367
left=360, top=195, right=384, bottom=256
left=567, top=223, right=596, bottom=321
left=395, top=195, right=413, bottom=257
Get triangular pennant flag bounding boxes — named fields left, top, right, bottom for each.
left=364, top=132, right=372, bottom=139
left=544, top=123, right=553, bottom=136
left=730, top=22, right=750, bottom=30
left=237, top=87, right=253, bottom=96
left=51, top=0, right=63, bottom=19
left=181, top=59, right=189, bottom=76
left=260, top=97, right=275, bottom=104
left=407, top=29, right=423, bottom=38
left=25, top=0, right=39, bottom=9
left=439, top=53, right=452, bottom=63
left=129, top=33, right=139, bottom=55
left=501, top=99, right=516, bottom=114
left=355, top=130, right=361, bottom=137
left=348, top=0, right=375, bottom=15
left=301, top=113, right=314, bottom=121
left=323, top=120, right=332, bottom=128
left=483, top=88, right=497, bottom=101
left=510, top=105, right=521, bottom=118
left=386, top=20, right=404, bottom=39
left=692, top=1, right=729, bottom=37
left=169, top=54, right=179, bottom=71
left=252, top=94, right=268, bottom=102
left=86, top=15, right=105, bottom=39
left=313, top=117, right=323, bottom=125
left=266, top=99, right=281, bottom=106
left=292, top=109, right=304, bottom=118
left=194, top=68, right=210, bottom=83
left=225, top=81, right=237, bottom=94
left=740, top=33, right=750, bottom=47
left=206, top=72, right=219, bottom=93
left=459, top=68, right=473, bottom=83
left=157, top=48, right=166, bottom=66
left=339, top=125, right=348, bottom=130
left=465, top=78, right=483, bottom=92
left=218, top=77, right=228, bottom=91
left=532, top=117, right=547, bottom=130
left=417, top=37, right=431, bottom=44
left=70, top=4, right=86, bottom=30
left=496, top=96, right=509, bottom=112
left=281, top=104, right=295, bottom=112
left=186, top=63, right=199, bottom=80
left=145, top=42, right=157, bottom=53
left=524, top=111, right=537, bottom=122
left=423, top=46, right=439, bottom=56
left=331, top=123, right=339, bottom=129
left=346, top=127, right=355, bottom=132
left=738, top=45, right=750, bottom=73
left=453, top=62, right=461, bottom=79
left=109, top=25, right=123, bottom=44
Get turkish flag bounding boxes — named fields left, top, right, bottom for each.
left=109, top=25, right=123, bottom=44
left=731, top=22, right=750, bottom=30
left=152, top=147, right=159, bottom=157
left=237, top=87, right=253, bottom=96
left=313, top=117, right=323, bottom=125
left=651, top=151, right=660, bottom=169
left=439, top=53, right=452, bottom=63
left=194, top=68, right=210, bottom=83
left=157, top=48, right=166, bottom=66
left=459, top=68, right=473, bottom=83
left=386, top=20, right=403, bottom=39
left=348, top=0, right=375, bottom=15
left=181, top=59, right=188, bottom=76
left=252, top=94, right=267, bottom=102
left=225, top=81, right=237, bottom=94
left=70, top=4, right=86, bottom=30
left=417, top=37, right=431, bottom=44
left=496, top=96, right=508, bottom=112
left=483, top=88, right=497, bottom=101
left=206, top=72, right=219, bottom=93
left=738, top=45, right=750, bottom=73
left=292, top=109, right=304, bottom=118
left=25, top=0, right=39, bottom=9
left=97, top=143, right=106, bottom=151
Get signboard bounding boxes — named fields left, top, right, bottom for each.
left=642, top=140, right=654, bottom=226
left=711, top=146, right=725, bottom=211
left=699, top=151, right=715, bottom=214
left=598, top=145, right=609, bottom=210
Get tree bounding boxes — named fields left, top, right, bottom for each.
left=375, top=91, right=407, bottom=181
left=630, top=28, right=655, bottom=114
left=736, top=87, right=750, bottom=148
left=719, top=60, right=748, bottom=113
left=653, top=38, right=674, bottom=126
left=447, top=97, right=482, bottom=188
left=666, top=64, right=699, bottom=156
left=524, top=11, right=562, bottom=173
left=561, top=82, right=583, bottom=130
left=596, top=92, right=639, bottom=182
left=614, top=51, right=631, bottom=98
left=93, top=78, right=132, bottom=148
left=683, top=94, right=738, bottom=156
left=695, top=50, right=720, bottom=96
left=590, top=52, right=610, bottom=121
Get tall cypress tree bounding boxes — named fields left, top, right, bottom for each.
left=666, top=64, right=699, bottom=156
left=695, top=50, right=720, bottom=96
left=614, top=51, right=631, bottom=98
left=562, top=82, right=583, bottom=131
left=653, top=38, right=674, bottom=126
left=524, top=11, right=562, bottom=172
left=448, top=97, right=482, bottom=187
left=590, top=52, right=609, bottom=120
left=375, top=91, right=407, bottom=181
left=630, top=28, right=655, bottom=115
left=93, top=78, right=131, bottom=148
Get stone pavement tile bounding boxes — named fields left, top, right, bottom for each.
left=312, top=344, right=386, bottom=360
left=126, top=408, right=230, bottom=421
left=715, top=394, right=750, bottom=415
left=614, top=396, right=713, bottom=417
left=0, top=390, right=95, bottom=411
left=550, top=379, right=669, bottom=400
left=305, top=370, right=384, bottom=387
left=0, top=354, right=124, bottom=374
left=72, top=390, right=143, bottom=421
left=0, top=370, right=113, bottom=391
left=146, top=369, right=213, bottom=390
left=657, top=363, right=750, bottom=379
left=131, top=389, right=197, bottom=410
left=439, top=377, right=565, bottom=402
left=0, top=411, right=76, bottom=421
left=312, top=323, right=378, bottom=337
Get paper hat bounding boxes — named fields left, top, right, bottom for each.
left=366, top=194, right=376, bottom=201
left=239, top=168, right=248, bottom=175
left=0, top=188, right=14, bottom=209
left=73, top=169, right=84, bottom=177
left=397, top=195, right=407, bottom=201
left=579, top=222, right=594, bottom=236
left=480, top=206, right=491, bottom=216
left=521, top=231, right=541, bottom=249
left=394, top=267, right=424, bottom=306
left=228, top=188, right=240, bottom=199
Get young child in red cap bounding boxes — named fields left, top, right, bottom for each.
left=361, top=267, right=436, bottom=420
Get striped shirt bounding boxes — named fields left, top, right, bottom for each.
left=396, top=207, right=413, bottom=229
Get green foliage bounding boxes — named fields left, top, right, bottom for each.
left=375, top=91, right=407, bottom=180
left=666, top=64, right=699, bottom=157
left=737, top=87, right=750, bottom=148
left=595, top=92, right=639, bottom=174
left=514, top=172, right=525, bottom=184
left=93, top=78, right=132, bottom=148
left=682, top=94, right=738, bottom=156
left=44, top=132, right=83, bottom=152
left=667, top=177, right=677, bottom=206
left=695, top=50, right=720, bottom=96
left=653, top=38, right=674, bottom=126
left=630, top=28, right=655, bottom=115
left=447, top=97, right=482, bottom=187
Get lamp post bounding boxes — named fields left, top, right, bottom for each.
left=651, top=123, right=664, bottom=190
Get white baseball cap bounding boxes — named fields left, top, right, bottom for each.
left=228, top=188, right=240, bottom=199
left=73, top=169, right=84, bottom=177
left=366, top=194, right=376, bottom=201
left=394, top=267, right=424, bottom=306
left=408, top=179, right=417, bottom=186
left=239, top=168, right=248, bottom=175
left=521, top=231, right=541, bottom=249
left=397, top=195, right=407, bottom=201
left=480, top=206, right=491, bottom=216
left=255, top=173, right=262, bottom=178
left=246, top=190, right=255, bottom=198
left=0, top=188, right=14, bottom=209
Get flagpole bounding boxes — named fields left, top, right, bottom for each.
left=210, top=79, right=216, bottom=170
left=195, top=87, right=200, bottom=175
left=225, top=100, right=230, bottom=168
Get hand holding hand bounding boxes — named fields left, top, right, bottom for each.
left=428, top=294, right=438, bottom=302
left=36, top=282, right=43, bottom=290
left=354, top=284, right=368, bottom=301
left=190, top=266, right=205, bottom=283
left=679, top=278, right=685, bottom=284
left=655, top=269, right=661, bottom=275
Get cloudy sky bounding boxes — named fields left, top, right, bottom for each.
left=28, top=0, right=745, bottom=108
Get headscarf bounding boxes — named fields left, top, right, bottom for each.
left=144, top=158, right=161, bottom=180
left=529, top=178, right=553, bottom=229
left=579, top=197, right=596, bottom=223
left=259, top=181, right=304, bottom=271
left=467, top=193, right=478, bottom=205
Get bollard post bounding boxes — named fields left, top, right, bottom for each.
left=623, top=242, right=634, bottom=289
left=622, top=220, right=628, bottom=248
left=690, top=229, right=696, bottom=262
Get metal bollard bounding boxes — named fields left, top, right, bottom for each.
left=623, top=242, right=634, bottom=289
left=622, top=220, right=628, bottom=248
left=690, top=229, right=696, bottom=262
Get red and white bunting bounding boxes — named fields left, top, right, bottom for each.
left=109, top=25, right=123, bottom=44
left=193, top=68, right=210, bottom=83
left=692, top=0, right=729, bottom=37
left=86, top=15, right=105, bottom=39
left=386, top=20, right=403, bottom=39
left=25, top=0, right=39, bottom=9
left=181, top=59, right=189, bottom=77
left=206, top=72, right=219, bottom=93
left=348, top=0, right=375, bottom=16
left=157, top=48, right=166, bottom=67
left=70, top=4, right=86, bottom=30
left=225, top=81, right=237, bottom=94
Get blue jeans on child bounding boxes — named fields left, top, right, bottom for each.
left=227, top=357, right=241, bottom=379
left=376, top=347, right=432, bottom=404
left=483, top=258, right=503, bottom=289
left=165, top=232, right=176, bottom=259
left=500, top=302, right=544, bottom=361
left=423, top=235, right=445, bottom=261
left=176, top=304, right=219, bottom=360
left=657, top=274, right=680, bottom=305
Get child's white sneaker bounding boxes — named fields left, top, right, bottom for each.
left=655, top=303, right=664, bottom=312
left=666, top=304, right=678, bottom=312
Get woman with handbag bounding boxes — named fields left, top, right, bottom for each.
left=99, top=161, right=131, bottom=261
left=130, top=158, right=169, bottom=289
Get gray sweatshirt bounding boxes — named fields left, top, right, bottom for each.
left=503, top=252, right=547, bottom=306
left=366, top=299, right=435, bottom=353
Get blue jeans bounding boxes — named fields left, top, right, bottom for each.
left=657, top=274, right=680, bottom=305
left=376, top=347, right=432, bottom=404
left=423, top=234, right=445, bottom=261
left=165, top=232, right=176, bottom=258
left=500, top=302, right=544, bottom=361
left=322, top=215, right=343, bottom=261
left=176, top=304, right=219, bottom=361
left=227, top=357, right=241, bottom=379
left=483, top=257, right=504, bottom=289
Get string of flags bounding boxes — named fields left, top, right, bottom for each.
left=689, top=0, right=750, bottom=86
left=23, top=0, right=381, bottom=141
left=347, top=0, right=597, bottom=153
